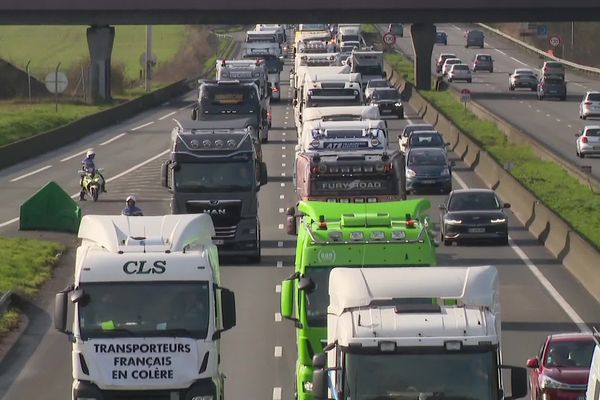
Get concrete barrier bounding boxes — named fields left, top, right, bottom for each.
left=386, top=59, right=600, bottom=304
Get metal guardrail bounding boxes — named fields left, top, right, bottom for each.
left=477, top=23, right=600, bottom=77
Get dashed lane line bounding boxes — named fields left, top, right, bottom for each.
left=131, top=121, right=154, bottom=131
left=279, top=208, right=284, bottom=213
left=495, top=49, right=507, bottom=56
left=278, top=224, right=284, bottom=230
left=273, top=387, right=282, bottom=400
left=277, top=241, right=284, bottom=248
left=275, top=313, right=282, bottom=322
left=274, top=346, right=283, bottom=358
left=158, top=111, right=177, bottom=121
left=510, top=56, right=527, bottom=66
left=60, top=150, right=88, bottom=162
left=10, top=165, right=52, bottom=182
left=277, top=261, right=283, bottom=268
left=0, top=217, right=19, bottom=229
left=100, top=133, right=127, bottom=146
left=275, top=284, right=282, bottom=293
left=279, top=194, right=285, bottom=199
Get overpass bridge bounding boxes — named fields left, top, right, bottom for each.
left=1, top=0, right=599, bottom=98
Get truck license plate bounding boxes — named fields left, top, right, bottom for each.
left=468, top=227, right=486, bottom=233
left=213, top=239, right=225, bottom=245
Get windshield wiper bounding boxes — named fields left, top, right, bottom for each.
left=84, top=327, right=137, bottom=337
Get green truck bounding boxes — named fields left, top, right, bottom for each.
left=280, top=199, right=437, bottom=400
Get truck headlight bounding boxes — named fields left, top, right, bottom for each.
left=395, top=102, right=402, bottom=107
left=303, top=381, right=314, bottom=392
left=445, top=218, right=462, bottom=225
left=406, top=168, right=416, bottom=178
left=490, top=218, right=506, bottom=224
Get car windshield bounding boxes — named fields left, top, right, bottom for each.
left=544, top=339, right=596, bottom=368
left=305, top=267, right=333, bottom=327
left=174, top=160, right=254, bottom=192
left=410, top=134, right=444, bottom=147
left=445, top=59, right=461, bottom=65
left=544, top=79, right=563, bottom=85
left=372, top=90, right=398, bottom=100
left=477, top=55, right=491, bottom=61
left=436, top=32, right=446, bottom=38
left=345, top=350, right=498, bottom=400
left=453, top=65, right=469, bottom=71
left=516, top=70, right=535, bottom=75
left=546, top=62, right=563, bottom=68
left=448, top=192, right=501, bottom=211
left=587, top=93, right=600, bottom=101
left=403, top=125, right=433, bottom=137
left=408, top=150, right=446, bottom=166
left=369, top=80, right=389, bottom=88
left=78, top=282, right=210, bottom=339
left=585, top=128, right=600, bottom=136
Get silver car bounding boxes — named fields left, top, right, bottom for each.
left=442, top=58, right=463, bottom=76
left=447, top=64, right=472, bottom=83
left=541, top=61, right=565, bottom=79
left=365, top=78, right=391, bottom=100
left=579, top=91, right=600, bottom=120
left=575, top=125, right=600, bottom=158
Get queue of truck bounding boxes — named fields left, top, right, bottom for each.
left=52, top=22, right=599, bottom=400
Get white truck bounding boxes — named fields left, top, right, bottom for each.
left=350, top=49, right=385, bottom=88
left=310, top=266, right=528, bottom=400
left=54, top=214, right=236, bottom=400
left=241, top=43, right=284, bottom=101
left=296, top=104, right=381, bottom=138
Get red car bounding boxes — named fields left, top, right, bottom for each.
left=527, top=333, right=596, bottom=400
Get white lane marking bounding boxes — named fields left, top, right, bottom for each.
left=273, top=387, right=282, bottom=400
left=510, top=56, right=527, bottom=66
left=275, top=312, right=282, bottom=322
left=568, top=124, right=572, bottom=128
left=495, top=49, right=507, bottom=56
left=60, top=150, right=88, bottom=162
left=281, top=172, right=286, bottom=176
left=282, top=139, right=287, bottom=143
left=278, top=224, right=284, bottom=230
left=556, top=119, right=561, bottom=122
left=158, top=111, right=177, bottom=121
left=274, top=346, right=283, bottom=358
left=282, top=146, right=286, bottom=150
left=575, top=83, right=585, bottom=88
left=282, top=163, right=286, bottom=167
left=0, top=217, right=19, bottom=228
left=282, top=154, right=286, bottom=158
left=528, top=104, right=532, bottom=108
left=177, top=104, right=195, bottom=112
left=452, top=173, right=590, bottom=333
left=100, top=132, right=126, bottom=146
left=284, top=116, right=289, bottom=119
left=536, top=109, right=541, bottom=113
left=106, top=149, right=170, bottom=183
left=277, top=261, right=283, bottom=268
left=279, top=208, right=284, bottom=213
left=280, top=183, right=285, bottom=187
left=519, top=101, right=524, bottom=104
left=10, top=165, right=52, bottom=182
left=285, top=110, right=289, bottom=115
left=277, top=241, right=284, bottom=248
left=546, top=114, right=551, bottom=117
left=275, top=284, right=282, bottom=293
left=279, top=194, right=285, bottom=199
left=451, top=25, right=462, bottom=32
left=131, top=121, right=154, bottom=131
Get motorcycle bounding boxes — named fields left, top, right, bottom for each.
left=79, top=168, right=104, bottom=202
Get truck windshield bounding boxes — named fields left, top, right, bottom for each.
left=345, top=350, right=498, bottom=400
left=174, top=160, right=254, bottom=192
left=305, top=267, right=334, bottom=327
left=306, top=89, right=361, bottom=107
left=78, top=282, right=210, bottom=339
left=199, top=85, right=260, bottom=117
left=245, top=55, right=280, bottom=74
left=354, top=65, right=383, bottom=76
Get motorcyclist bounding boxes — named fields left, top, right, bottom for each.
left=121, top=195, right=143, bottom=216
left=80, top=149, right=107, bottom=193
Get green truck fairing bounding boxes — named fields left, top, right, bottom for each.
left=280, top=199, right=437, bottom=399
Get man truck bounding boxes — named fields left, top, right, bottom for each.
left=54, top=213, right=237, bottom=400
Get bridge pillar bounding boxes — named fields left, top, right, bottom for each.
left=87, top=25, right=115, bottom=102
left=410, top=23, right=435, bottom=90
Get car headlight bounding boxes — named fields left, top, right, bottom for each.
left=406, top=168, right=416, bottom=178
left=540, top=376, right=571, bottom=390
left=440, top=168, right=450, bottom=176
left=490, top=218, right=506, bottom=224
left=445, top=218, right=462, bottom=225
left=394, top=102, right=402, bottom=107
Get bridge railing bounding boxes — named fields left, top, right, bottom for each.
left=477, top=23, right=600, bottom=77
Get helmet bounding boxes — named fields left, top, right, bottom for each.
left=86, top=149, right=96, bottom=158
left=126, top=195, right=136, bottom=204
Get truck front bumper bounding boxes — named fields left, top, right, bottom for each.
left=73, top=378, right=217, bottom=400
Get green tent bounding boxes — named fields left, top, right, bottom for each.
left=19, top=181, right=82, bottom=233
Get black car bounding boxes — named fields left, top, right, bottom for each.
left=406, top=130, right=449, bottom=154
left=369, top=88, right=404, bottom=119
left=537, top=76, right=567, bottom=101
left=439, top=189, right=510, bottom=245
left=405, top=147, right=453, bottom=194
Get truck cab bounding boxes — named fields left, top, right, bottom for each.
left=297, top=105, right=381, bottom=140
left=280, top=200, right=437, bottom=400
left=310, top=266, right=528, bottom=400
left=350, top=49, right=385, bottom=88
left=54, top=214, right=237, bottom=400
left=241, top=44, right=284, bottom=102
left=162, top=119, right=268, bottom=262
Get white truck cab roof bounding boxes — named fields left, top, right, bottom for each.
left=302, top=105, right=381, bottom=123
left=300, top=119, right=388, bottom=152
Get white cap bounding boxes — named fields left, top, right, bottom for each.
left=86, top=149, right=96, bottom=157
left=126, top=195, right=136, bottom=203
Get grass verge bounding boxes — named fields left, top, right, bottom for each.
left=385, top=53, right=600, bottom=249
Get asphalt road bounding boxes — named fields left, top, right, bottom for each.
left=392, top=23, right=600, bottom=181
left=0, top=60, right=598, bottom=400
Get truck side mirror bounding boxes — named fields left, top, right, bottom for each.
left=54, top=291, right=69, bottom=333
left=191, top=108, right=198, bottom=120
left=259, top=161, right=268, bottom=186
left=162, top=160, right=172, bottom=189
left=382, top=71, right=387, bottom=78
left=280, top=278, right=294, bottom=319
left=286, top=214, right=297, bottom=236
left=312, top=353, right=326, bottom=369
left=311, top=368, right=328, bottom=400
left=298, top=276, right=315, bottom=293
left=293, top=99, right=298, bottom=107
left=221, top=288, right=236, bottom=332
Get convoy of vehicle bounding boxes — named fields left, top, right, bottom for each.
left=43, top=22, right=600, bottom=400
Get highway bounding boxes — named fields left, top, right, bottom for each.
left=0, top=60, right=599, bottom=400
left=392, top=23, right=600, bottom=181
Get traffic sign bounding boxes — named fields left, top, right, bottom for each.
left=382, top=32, right=396, bottom=46
left=536, top=25, right=548, bottom=39
left=460, top=88, right=471, bottom=103
left=45, top=71, right=68, bottom=94
left=549, top=35, right=561, bottom=48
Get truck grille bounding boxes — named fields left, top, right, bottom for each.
left=214, top=225, right=238, bottom=239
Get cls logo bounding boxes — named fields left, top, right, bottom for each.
left=123, top=261, right=166, bottom=274
left=317, top=250, right=336, bottom=264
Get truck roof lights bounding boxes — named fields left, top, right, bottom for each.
left=391, top=231, right=406, bottom=240
left=328, top=231, right=342, bottom=241
left=371, top=139, right=380, bottom=147
left=445, top=341, right=463, bottom=351
left=354, top=198, right=364, bottom=203
left=350, top=232, right=364, bottom=241
left=363, top=165, right=374, bottom=173
left=318, top=215, right=327, bottom=230
left=379, top=341, right=396, bottom=352
left=406, top=220, right=415, bottom=228
left=367, top=198, right=377, bottom=203
left=371, top=231, right=385, bottom=240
